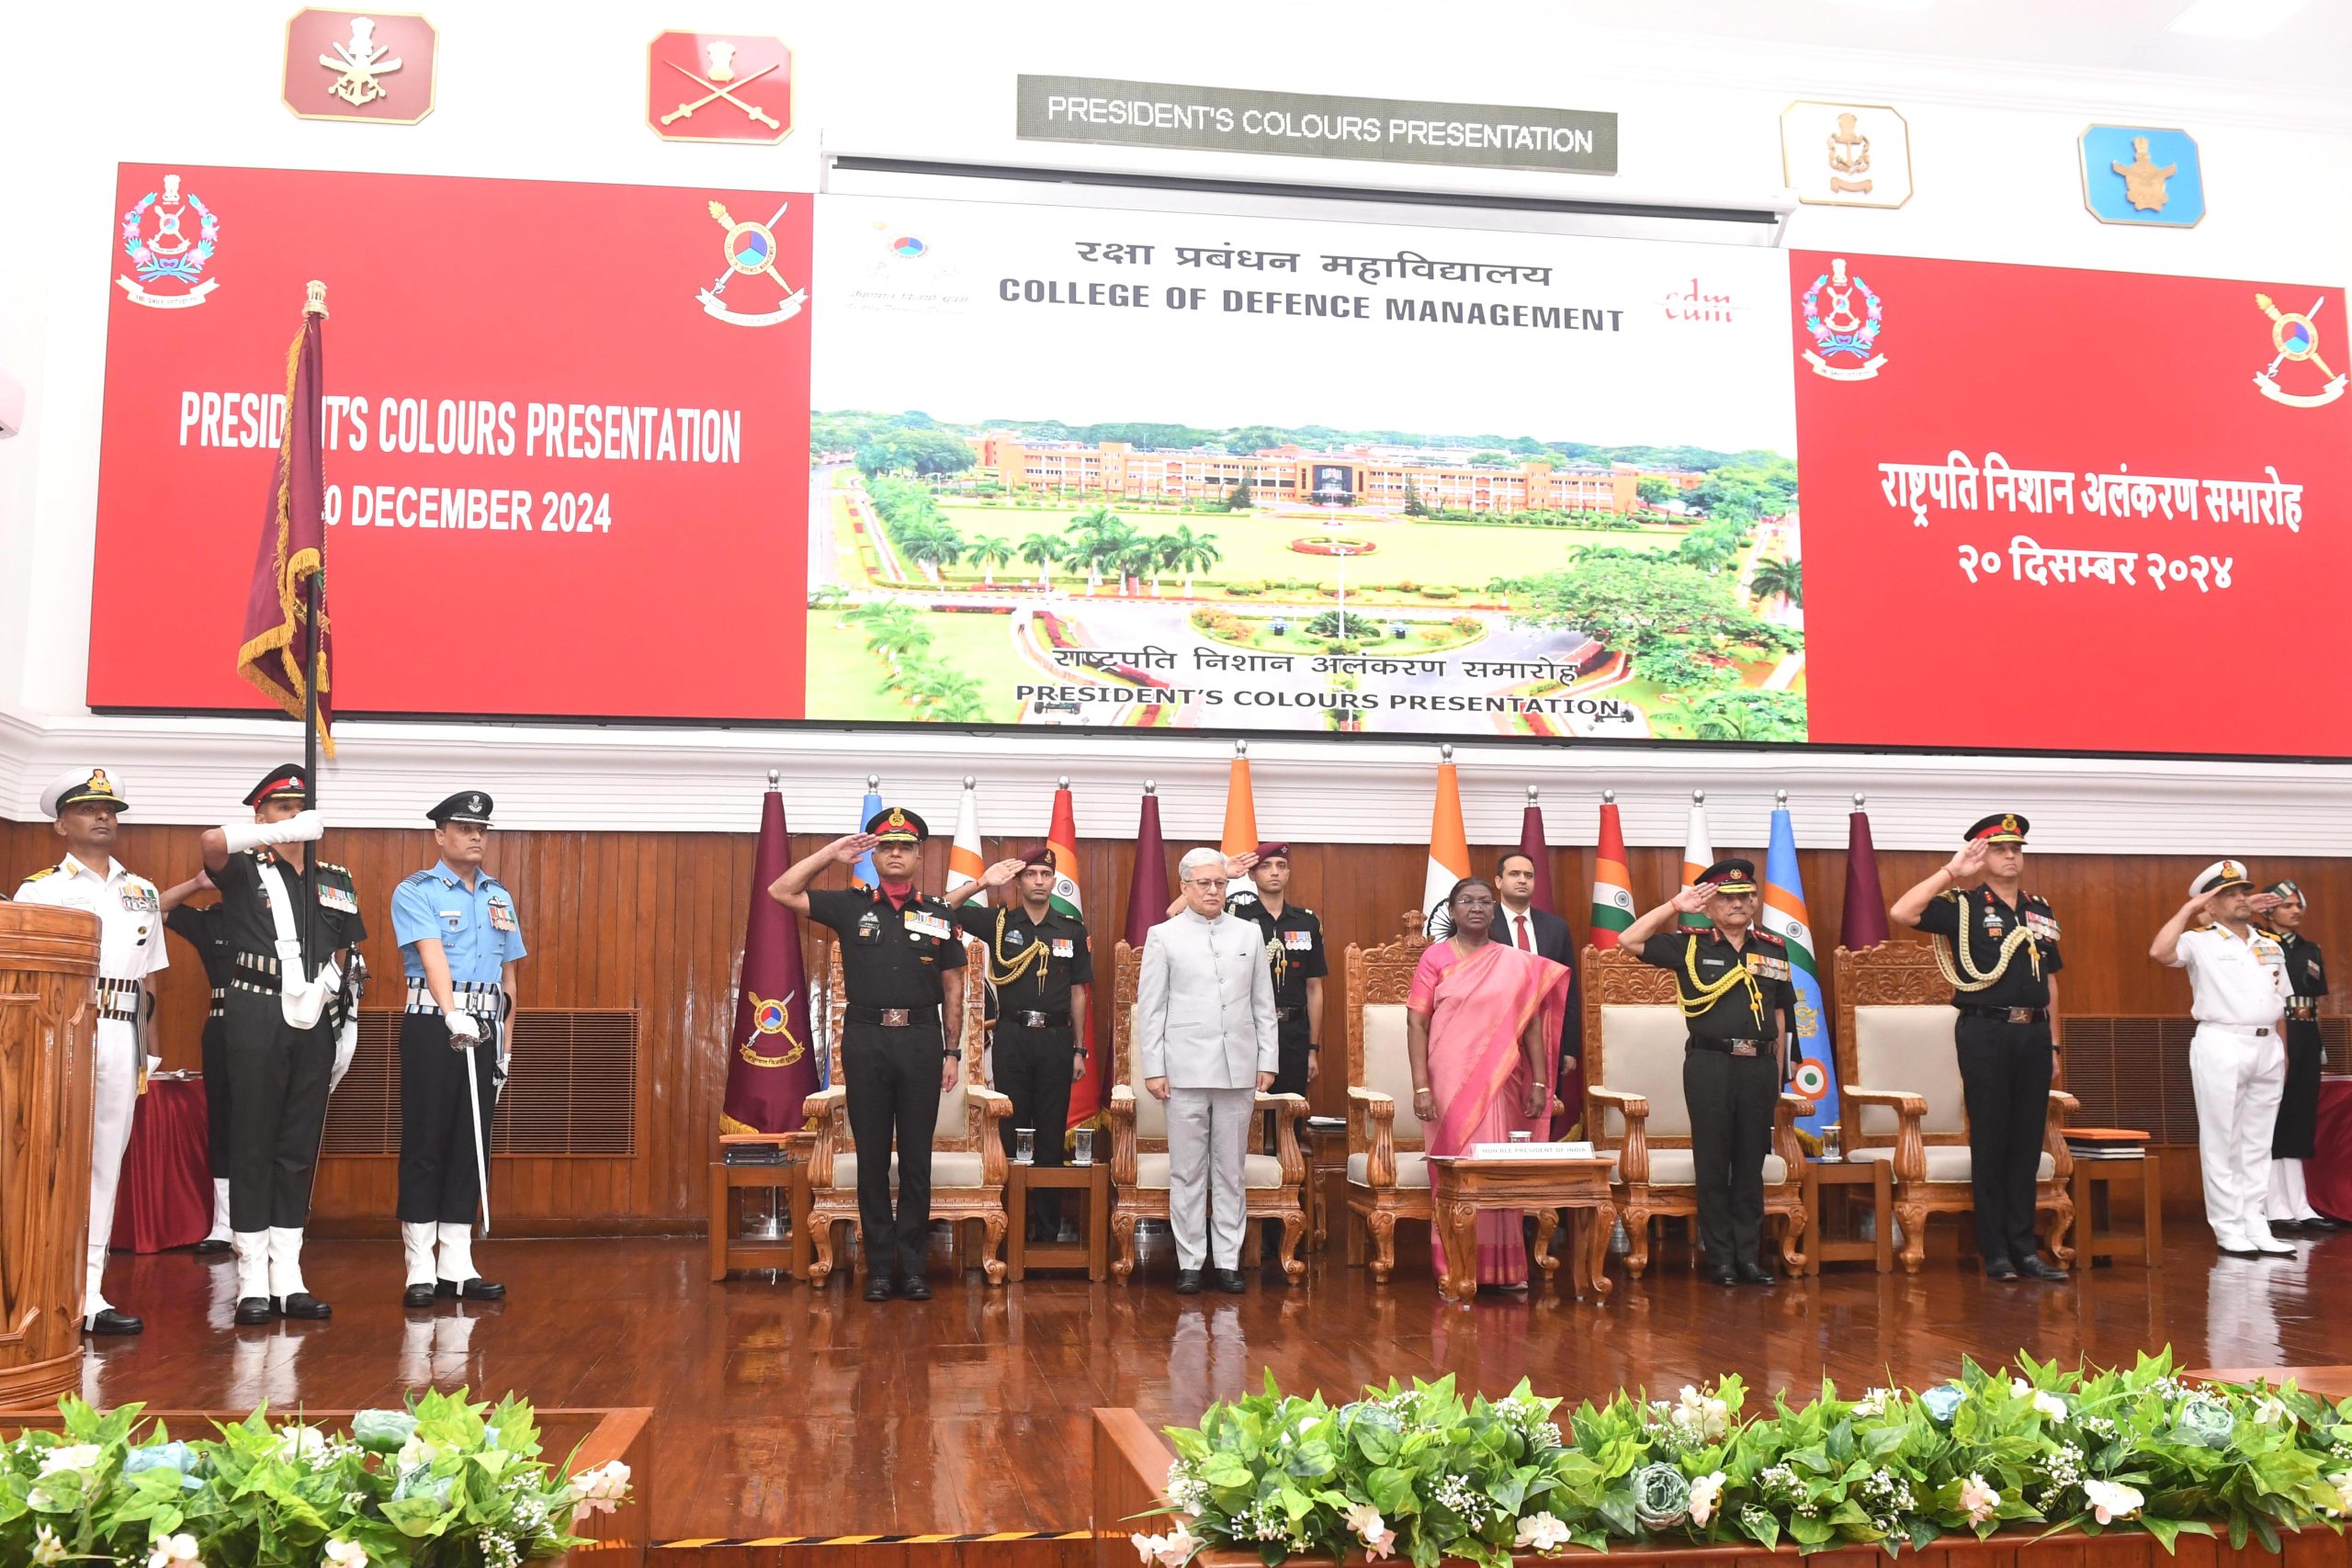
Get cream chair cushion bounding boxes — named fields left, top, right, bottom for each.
left=1344, top=1151, right=1430, bottom=1189
left=1125, top=1008, right=1167, bottom=1142
left=1853, top=1005, right=1967, bottom=1136
left=1611, top=1150, right=1789, bottom=1187
left=831, top=1151, right=990, bottom=1190
left=1595, top=1006, right=1693, bottom=1138
left=1850, top=1145, right=2054, bottom=1183
left=1360, top=1004, right=1424, bottom=1143
left=1133, top=1152, right=1286, bottom=1190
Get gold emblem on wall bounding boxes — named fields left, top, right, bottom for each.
left=283, top=9, right=439, bottom=125
left=1781, top=100, right=1913, bottom=209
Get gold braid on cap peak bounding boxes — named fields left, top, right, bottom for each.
left=1931, top=893, right=2042, bottom=993
left=1678, top=932, right=1766, bottom=1031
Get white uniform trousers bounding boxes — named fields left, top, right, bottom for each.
left=85, top=1019, right=140, bottom=1318
left=1166, top=1086, right=1254, bottom=1270
left=2188, top=1024, right=2287, bottom=1250
left=2267, top=1159, right=2321, bottom=1224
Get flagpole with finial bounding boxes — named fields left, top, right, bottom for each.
left=301, top=280, right=329, bottom=981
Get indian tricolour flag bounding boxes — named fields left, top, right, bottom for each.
left=1589, top=795, right=1634, bottom=948
left=1678, top=794, right=1714, bottom=930
left=1421, top=751, right=1472, bottom=938
left=1762, top=801, right=1841, bottom=1131
left=945, top=777, right=986, bottom=897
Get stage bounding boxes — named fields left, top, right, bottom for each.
left=62, top=1223, right=2351, bottom=1542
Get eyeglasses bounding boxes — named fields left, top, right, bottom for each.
left=1191, top=877, right=1229, bottom=888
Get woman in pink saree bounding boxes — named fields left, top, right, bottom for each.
left=1407, top=876, right=1574, bottom=1290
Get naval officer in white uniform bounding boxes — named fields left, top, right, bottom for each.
left=13, top=767, right=168, bottom=1336
left=1135, top=847, right=1278, bottom=1295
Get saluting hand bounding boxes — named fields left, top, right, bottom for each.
left=1946, top=839, right=1990, bottom=883
left=2249, top=892, right=2286, bottom=915
left=1224, top=852, right=1259, bottom=879
left=1669, top=882, right=1717, bottom=915
left=980, top=858, right=1026, bottom=889
left=827, top=832, right=881, bottom=866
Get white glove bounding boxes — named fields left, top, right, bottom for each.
left=220, top=809, right=325, bottom=853
left=330, top=1013, right=359, bottom=1091
left=315, top=959, right=343, bottom=998
left=445, top=1009, right=483, bottom=1046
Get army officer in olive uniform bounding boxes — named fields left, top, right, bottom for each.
left=1616, top=858, right=1798, bottom=1287
left=770, top=807, right=967, bottom=1302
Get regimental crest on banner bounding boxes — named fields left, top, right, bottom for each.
left=2078, top=125, right=2204, bottom=228
left=283, top=9, right=439, bottom=125
left=697, top=199, right=808, bottom=328
left=2251, top=292, right=2347, bottom=409
left=648, top=32, right=794, bottom=144
left=117, top=175, right=220, bottom=310
left=1780, top=100, right=1913, bottom=209
left=1800, top=258, right=1885, bottom=380
left=740, top=988, right=807, bottom=1068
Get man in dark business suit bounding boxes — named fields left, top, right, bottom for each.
left=1496, top=852, right=1582, bottom=1127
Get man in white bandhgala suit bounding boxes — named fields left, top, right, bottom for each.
left=1136, top=847, right=1278, bottom=1294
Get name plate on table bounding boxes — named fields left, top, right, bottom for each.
left=1464, top=1141, right=1595, bottom=1160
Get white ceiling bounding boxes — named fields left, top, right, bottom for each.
left=1554, top=0, right=2350, bottom=85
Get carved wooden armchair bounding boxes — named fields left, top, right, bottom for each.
left=1581, top=945, right=1810, bottom=1277
left=802, top=932, right=1013, bottom=1284
left=1106, top=941, right=1309, bottom=1283
left=1341, top=919, right=1434, bottom=1282
left=1833, top=940, right=2075, bottom=1272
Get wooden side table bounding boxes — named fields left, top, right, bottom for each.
left=1006, top=1161, right=1111, bottom=1281
left=1427, top=1155, right=1615, bottom=1302
left=708, top=1132, right=814, bottom=1282
left=2069, top=1151, right=2161, bottom=1268
left=1305, top=1120, right=1350, bottom=1253
left=1803, top=1157, right=1893, bottom=1275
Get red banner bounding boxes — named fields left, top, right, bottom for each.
left=91, top=163, right=810, bottom=722
left=1792, top=249, right=2352, bottom=757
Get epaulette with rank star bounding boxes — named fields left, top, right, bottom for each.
left=1748, top=928, right=1787, bottom=946
left=318, top=861, right=353, bottom=877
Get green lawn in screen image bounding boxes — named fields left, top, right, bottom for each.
left=805, top=605, right=1033, bottom=724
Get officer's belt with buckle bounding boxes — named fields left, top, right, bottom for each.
left=405, top=978, right=500, bottom=1016
left=2287, top=998, right=2320, bottom=1021
left=1687, top=1036, right=1765, bottom=1056
left=228, top=950, right=281, bottom=996
left=1958, top=1003, right=2049, bottom=1025
left=1275, top=1005, right=1306, bottom=1023
left=847, top=1005, right=939, bottom=1030
left=95, top=976, right=140, bottom=1024
left=1000, top=1010, right=1071, bottom=1029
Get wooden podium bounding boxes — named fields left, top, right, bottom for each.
left=0, top=903, right=98, bottom=1404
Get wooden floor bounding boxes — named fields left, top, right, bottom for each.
left=52, top=1221, right=2350, bottom=1540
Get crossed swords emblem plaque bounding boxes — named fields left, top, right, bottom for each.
left=647, top=32, right=794, bottom=144
left=696, top=199, right=808, bottom=328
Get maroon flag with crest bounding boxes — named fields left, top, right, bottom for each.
left=236, top=285, right=334, bottom=753
left=724, top=780, right=820, bottom=1132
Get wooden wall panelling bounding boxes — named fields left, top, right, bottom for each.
left=4, top=817, right=2343, bottom=1232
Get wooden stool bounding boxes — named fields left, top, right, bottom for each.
left=2069, top=1151, right=2161, bottom=1268
left=1803, top=1157, right=1893, bottom=1274
left=1005, top=1161, right=1111, bottom=1281
left=708, top=1132, right=815, bottom=1282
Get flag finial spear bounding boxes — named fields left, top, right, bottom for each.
left=1234, top=739, right=1247, bottom=756
left=1144, top=779, right=1157, bottom=795
left=1602, top=789, right=1615, bottom=804
left=1854, top=792, right=1867, bottom=808
left=1691, top=788, right=1705, bottom=804
left=766, top=769, right=780, bottom=788
left=865, top=773, right=879, bottom=789
left=304, top=280, right=328, bottom=316
left=1441, top=743, right=1453, bottom=761
left=1527, top=784, right=1540, bottom=802
left=1057, top=774, right=1070, bottom=789
left=1776, top=788, right=1789, bottom=807
left=962, top=775, right=976, bottom=789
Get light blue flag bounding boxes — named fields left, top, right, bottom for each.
left=851, top=779, right=883, bottom=891
left=1761, top=805, right=1841, bottom=1135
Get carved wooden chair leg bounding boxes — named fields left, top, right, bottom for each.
left=1111, top=1214, right=1139, bottom=1280
left=1895, top=1202, right=1928, bottom=1273
left=1366, top=1211, right=1397, bottom=1283
left=1279, top=1212, right=1306, bottom=1282
left=1623, top=1204, right=1653, bottom=1279
left=980, top=1212, right=1009, bottom=1284
left=808, top=1215, right=840, bottom=1284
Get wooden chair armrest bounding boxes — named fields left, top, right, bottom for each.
left=801, top=1088, right=848, bottom=1188
left=1771, top=1093, right=1808, bottom=1175
left=1256, top=1092, right=1309, bottom=1183
left=1843, top=1086, right=1928, bottom=1183
left=1347, top=1086, right=1391, bottom=1152
left=1349, top=1090, right=1397, bottom=1188
left=1841, top=1085, right=1928, bottom=1114
left=967, top=1088, right=1013, bottom=1184
left=1588, top=1086, right=1649, bottom=1183
left=1109, top=1088, right=1138, bottom=1185
left=2043, top=1089, right=2080, bottom=1181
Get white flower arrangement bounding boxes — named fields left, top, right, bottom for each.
left=37, top=1442, right=102, bottom=1476
left=1130, top=1524, right=1202, bottom=1567
left=569, top=1458, right=633, bottom=1520
left=2083, top=1478, right=2144, bottom=1525
left=322, top=1539, right=368, bottom=1568
left=146, top=1533, right=202, bottom=1568
left=1342, top=1503, right=1397, bottom=1558
left=1961, top=1474, right=2001, bottom=1526
left=28, top=1525, right=66, bottom=1567
left=1511, top=1512, right=1572, bottom=1552
left=1689, top=1472, right=1727, bottom=1528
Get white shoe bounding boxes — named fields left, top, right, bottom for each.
left=2254, top=1237, right=2298, bottom=1257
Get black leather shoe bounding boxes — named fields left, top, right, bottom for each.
left=899, top=1274, right=933, bottom=1301
left=2216, top=1246, right=2263, bottom=1258
left=403, top=1283, right=437, bottom=1309
left=1983, top=1258, right=2019, bottom=1280
left=2018, top=1257, right=2068, bottom=1280
left=1173, top=1269, right=1204, bottom=1295
left=1735, top=1261, right=1775, bottom=1286
left=435, top=1278, right=507, bottom=1301
left=277, top=1292, right=332, bottom=1320
left=863, top=1274, right=895, bottom=1302
left=234, top=1296, right=276, bottom=1325
left=1214, top=1269, right=1247, bottom=1293
left=1705, top=1264, right=1737, bottom=1286
left=84, top=1308, right=142, bottom=1336
left=191, top=1237, right=232, bottom=1256
left=2305, top=1215, right=2346, bottom=1231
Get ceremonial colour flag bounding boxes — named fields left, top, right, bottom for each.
left=946, top=779, right=986, bottom=897
left=1518, top=792, right=1555, bottom=915
left=1123, top=784, right=1170, bottom=952
left=722, top=779, right=820, bottom=1134
left=850, top=776, right=883, bottom=891
left=1422, top=752, right=1472, bottom=937
left=1763, top=802, right=1841, bottom=1131
left=1047, top=780, right=1102, bottom=1126
left=1841, top=799, right=1892, bottom=951
left=1220, top=745, right=1258, bottom=856
left=235, top=285, right=335, bottom=754
left=1589, top=795, right=1634, bottom=949
left=1679, top=795, right=1715, bottom=931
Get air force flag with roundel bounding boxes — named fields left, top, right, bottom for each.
left=1763, top=803, right=1841, bottom=1134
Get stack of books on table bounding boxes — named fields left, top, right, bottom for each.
left=720, top=1137, right=797, bottom=1166
left=1467, top=1140, right=1596, bottom=1160
left=2064, top=1127, right=2150, bottom=1161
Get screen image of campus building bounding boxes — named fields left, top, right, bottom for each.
left=805, top=414, right=1804, bottom=743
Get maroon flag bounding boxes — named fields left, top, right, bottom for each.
left=1518, top=791, right=1555, bottom=914
left=235, top=283, right=334, bottom=754
left=1123, top=783, right=1170, bottom=952
left=723, top=780, right=820, bottom=1133
left=1841, top=797, right=1892, bottom=950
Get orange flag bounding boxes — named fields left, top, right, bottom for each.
left=1220, top=742, right=1258, bottom=857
